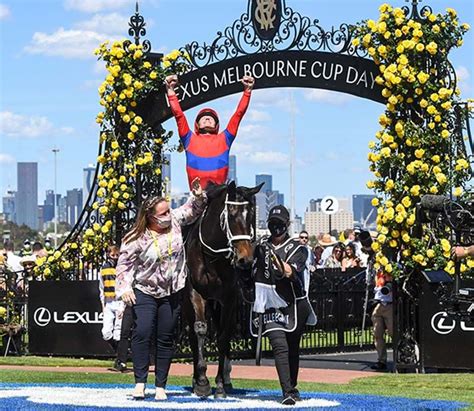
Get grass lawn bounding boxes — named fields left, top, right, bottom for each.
left=0, top=357, right=473, bottom=409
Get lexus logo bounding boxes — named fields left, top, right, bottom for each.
left=431, top=311, right=474, bottom=335
left=33, top=307, right=51, bottom=327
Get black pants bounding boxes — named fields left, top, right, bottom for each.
left=132, top=289, right=182, bottom=387
left=117, top=304, right=134, bottom=364
left=267, top=300, right=311, bottom=396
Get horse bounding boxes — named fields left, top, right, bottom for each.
left=183, top=180, right=263, bottom=398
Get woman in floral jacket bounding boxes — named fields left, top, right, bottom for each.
left=116, top=177, right=206, bottom=401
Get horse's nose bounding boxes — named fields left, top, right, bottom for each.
left=236, top=256, right=252, bottom=270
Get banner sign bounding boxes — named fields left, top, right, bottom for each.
left=142, top=51, right=383, bottom=128
left=419, top=279, right=474, bottom=370
left=28, top=281, right=114, bottom=356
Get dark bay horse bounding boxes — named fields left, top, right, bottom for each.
left=183, top=181, right=263, bottom=398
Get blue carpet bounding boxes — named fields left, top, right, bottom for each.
left=0, top=383, right=466, bottom=410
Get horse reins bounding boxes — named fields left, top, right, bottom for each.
left=199, top=194, right=254, bottom=259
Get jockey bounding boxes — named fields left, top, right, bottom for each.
left=165, top=74, right=254, bottom=189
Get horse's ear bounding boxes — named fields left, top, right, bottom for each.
left=206, top=183, right=227, bottom=200
left=243, top=182, right=264, bottom=197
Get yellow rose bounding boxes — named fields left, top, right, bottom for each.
left=371, top=198, right=379, bottom=206
left=130, top=125, right=139, bottom=133
left=414, top=149, right=425, bottom=159
left=410, top=185, right=420, bottom=196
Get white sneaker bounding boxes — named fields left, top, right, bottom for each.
left=132, top=383, right=145, bottom=400
left=155, top=387, right=167, bottom=401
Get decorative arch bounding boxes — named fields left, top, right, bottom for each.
left=37, top=0, right=471, bottom=282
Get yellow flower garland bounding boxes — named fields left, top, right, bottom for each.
left=353, top=5, right=471, bottom=276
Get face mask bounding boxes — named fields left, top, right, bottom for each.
left=269, top=221, right=287, bottom=237
left=154, top=214, right=172, bottom=229
left=108, top=257, right=118, bottom=267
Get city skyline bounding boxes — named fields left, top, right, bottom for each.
left=1, top=0, right=471, bottom=220
left=2, top=159, right=376, bottom=233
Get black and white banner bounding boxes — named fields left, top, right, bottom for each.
left=419, top=279, right=474, bottom=370
left=28, top=281, right=114, bottom=356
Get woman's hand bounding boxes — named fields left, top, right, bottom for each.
left=191, top=177, right=203, bottom=197
left=121, top=290, right=136, bottom=306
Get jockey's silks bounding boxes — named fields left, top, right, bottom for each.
left=168, top=91, right=251, bottom=189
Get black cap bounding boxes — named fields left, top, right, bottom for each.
left=267, top=205, right=290, bottom=223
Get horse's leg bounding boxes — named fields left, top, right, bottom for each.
left=181, top=283, right=201, bottom=393
left=189, top=288, right=211, bottom=397
left=214, top=293, right=237, bottom=398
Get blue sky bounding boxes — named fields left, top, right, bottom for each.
left=1, top=0, right=473, bottom=216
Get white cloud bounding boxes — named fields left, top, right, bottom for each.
left=251, top=89, right=300, bottom=113
left=303, top=89, right=352, bottom=105
left=64, top=0, right=132, bottom=13
left=238, top=124, right=271, bottom=141
left=0, top=153, right=15, bottom=164
left=456, top=66, right=470, bottom=82
left=248, top=151, right=289, bottom=165
left=74, top=12, right=129, bottom=35
left=246, top=109, right=271, bottom=122
left=0, top=3, right=10, bottom=19
left=456, top=66, right=471, bottom=95
left=0, top=111, right=74, bottom=138
left=24, top=28, right=115, bottom=59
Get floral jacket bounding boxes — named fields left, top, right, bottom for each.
left=115, top=194, right=206, bottom=299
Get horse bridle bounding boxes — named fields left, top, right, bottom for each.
left=199, top=194, right=254, bottom=259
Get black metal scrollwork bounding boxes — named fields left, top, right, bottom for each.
left=181, top=0, right=370, bottom=69
left=127, top=1, right=151, bottom=53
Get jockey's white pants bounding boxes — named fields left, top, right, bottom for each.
left=102, top=300, right=125, bottom=341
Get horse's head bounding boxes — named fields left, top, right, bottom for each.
left=227, top=181, right=264, bottom=269
left=207, top=181, right=264, bottom=270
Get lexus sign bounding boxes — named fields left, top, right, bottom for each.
left=28, top=281, right=114, bottom=356
left=33, top=307, right=103, bottom=327
left=33, top=307, right=52, bottom=327
left=431, top=311, right=474, bottom=335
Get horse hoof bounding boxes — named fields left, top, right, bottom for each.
left=214, top=388, right=227, bottom=399
left=193, top=383, right=212, bottom=398
left=223, top=383, right=233, bottom=394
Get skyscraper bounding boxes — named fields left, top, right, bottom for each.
left=352, top=194, right=377, bottom=228
left=43, top=189, right=55, bottom=223
left=229, top=155, right=237, bottom=184
left=83, top=164, right=96, bottom=206
left=256, top=174, right=272, bottom=192
left=2, top=190, right=16, bottom=223
left=66, top=189, right=83, bottom=226
left=16, top=162, right=38, bottom=229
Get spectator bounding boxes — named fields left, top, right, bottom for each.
left=343, top=228, right=356, bottom=244
left=342, top=243, right=362, bottom=271
left=17, top=255, right=40, bottom=294
left=116, top=177, right=206, bottom=401
left=313, top=245, right=324, bottom=268
left=44, top=238, right=54, bottom=254
left=32, top=242, right=48, bottom=258
left=371, top=269, right=393, bottom=371
left=99, top=245, right=126, bottom=371
left=319, top=233, right=337, bottom=265
left=20, top=239, right=32, bottom=257
left=4, top=241, right=22, bottom=274
left=323, top=243, right=344, bottom=268
left=299, top=231, right=315, bottom=273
